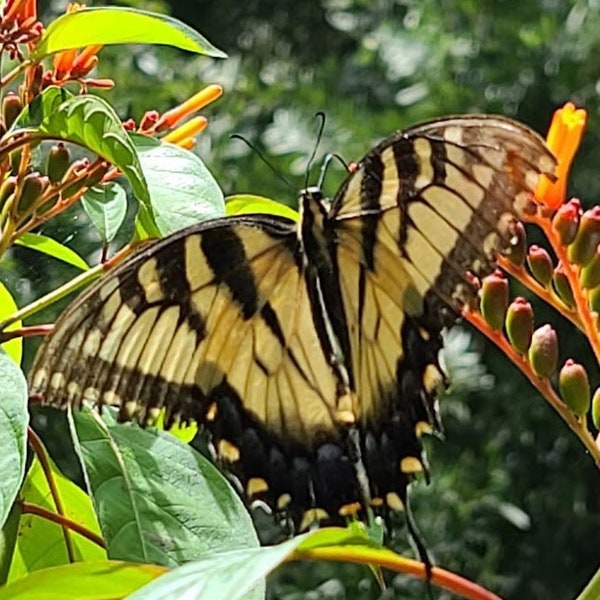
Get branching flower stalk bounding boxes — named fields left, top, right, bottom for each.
left=465, top=102, right=600, bottom=465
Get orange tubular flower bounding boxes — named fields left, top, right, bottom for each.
left=536, top=102, right=587, bottom=211
left=163, top=116, right=208, bottom=146
left=156, top=84, right=223, bottom=131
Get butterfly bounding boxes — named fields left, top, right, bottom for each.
left=29, top=115, right=555, bottom=529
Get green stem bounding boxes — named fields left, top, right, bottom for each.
left=27, top=428, right=75, bottom=562
left=0, top=263, right=104, bottom=331
left=575, top=565, right=600, bottom=600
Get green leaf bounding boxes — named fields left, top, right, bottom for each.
left=225, top=194, right=299, bottom=222
left=9, top=87, right=70, bottom=132
left=127, top=529, right=370, bottom=600
left=81, top=183, right=127, bottom=243
left=70, top=410, right=259, bottom=567
left=133, top=135, right=225, bottom=236
left=8, top=455, right=105, bottom=583
left=0, top=348, right=28, bottom=529
left=14, top=233, right=89, bottom=271
left=0, top=282, right=22, bottom=364
left=9, top=90, right=149, bottom=206
left=0, top=560, right=167, bottom=600
left=31, top=7, right=227, bottom=60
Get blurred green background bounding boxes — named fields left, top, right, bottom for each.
left=11, top=0, right=600, bottom=598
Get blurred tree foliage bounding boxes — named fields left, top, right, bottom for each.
left=19, top=0, right=600, bottom=598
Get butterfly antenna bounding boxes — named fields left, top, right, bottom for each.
left=317, top=152, right=351, bottom=190
left=230, top=134, right=293, bottom=191
left=305, top=111, right=327, bottom=190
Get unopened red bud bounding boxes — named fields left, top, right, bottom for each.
left=592, top=388, right=600, bottom=430
left=528, top=324, right=558, bottom=378
left=17, top=172, right=49, bottom=213
left=81, top=78, right=115, bottom=90
left=505, top=297, right=534, bottom=354
left=122, top=118, right=136, bottom=131
left=552, top=263, right=575, bottom=308
left=85, top=162, right=110, bottom=188
left=139, top=110, right=159, bottom=132
left=2, top=92, right=22, bottom=130
left=46, top=142, right=71, bottom=183
left=527, top=245, right=553, bottom=286
left=559, top=359, right=590, bottom=417
left=480, top=269, right=509, bottom=330
left=580, top=246, right=600, bottom=289
left=28, top=64, right=43, bottom=97
left=568, top=206, right=600, bottom=266
left=505, top=220, right=527, bottom=266
left=552, top=198, right=581, bottom=246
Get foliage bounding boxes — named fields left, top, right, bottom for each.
left=0, top=1, right=599, bottom=599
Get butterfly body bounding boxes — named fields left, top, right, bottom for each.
left=29, top=115, right=556, bottom=526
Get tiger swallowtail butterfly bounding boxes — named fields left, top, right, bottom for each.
left=29, top=115, right=556, bottom=529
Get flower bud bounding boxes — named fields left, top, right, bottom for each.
left=85, top=162, right=110, bottom=189
left=505, top=220, right=527, bottom=266
left=592, top=388, right=600, bottom=430
left=480, top=269, right=509, bottom=330
left=588, top=286, right=600, bottom=314
left=46, top=143, right=71, bottom=183
left=17, top=172, right=49, bottom=213
left=552, top=263, right=575, bottom=308
left=9, top=149, right=21, bottom=174
left=0, top=176, right=17, bottom=209
left=139, top=110, right=159, bottom=132
left=527, top=245, right=553, bottom=286
left=580, top=246, right=600, bottom=290
left=60, top=158, right=90, bottom=199
left=528, top=324, right=558, bottom=378
left=568, top=206, right=600, bottom=266
left=559, top=359, right=590, bottom=417
left=122, top=118, right=136, bottom=131
left=552, top=198, right=581, bottom=246
left=505, top=297, right=534, bottom=354
left=2, top=92, right=22, bottom=130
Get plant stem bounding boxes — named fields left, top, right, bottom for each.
left=20, top=502, right=106, bottom=549
left=27, top=428, right=75, bottom=562
left=292, top=545, right=503, bottom=600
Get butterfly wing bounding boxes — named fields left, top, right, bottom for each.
left=325, top=115, right=556, bottom=504
left=30, top=214, right=363, bottom=520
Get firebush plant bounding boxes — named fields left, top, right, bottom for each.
left=0, top=2, right=597, bottom=599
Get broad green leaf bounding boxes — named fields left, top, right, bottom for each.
left=0, top=282, right=22, bottom=364
left=8, top=91, right=149, bottom=206
left=153, top=410, right=198, bottom=444
left=32, top=7, right=227, bottom=60
left=9, top=87, right=70, bottom=132
left=128, top=529, right=371, bottom=600
left=14, top=233, right=89, bottom=271
left=133, top=135, right=225, bottom=236
left=81, top=183, right=128, bottom=243
left=226, top=194, right=299, bottom=222
left=0, top=560, right=167, bottom=600
left=70, top=410, right=258, bottom=567
left=8, top=455, right=105, bottom=583
left=0, top=349, right=28, bottom=529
